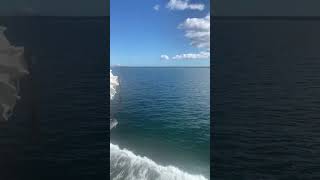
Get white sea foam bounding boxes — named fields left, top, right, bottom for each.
left=0, top=26, right=29, bottom=121
left=110, top=143, right=208, bottom=180
left=110, top=70, right=119, bottom=100
left=109, top=70, right=206, bottom=179
left=110, top=70, right=119, bottom=130
left=110, top=118, right=118, bottom=130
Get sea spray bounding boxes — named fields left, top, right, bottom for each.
left=0, top=26, right=29, bottom=121
left=110, top=70, right=119, bottom=129
left=109, top=70, right=207, bottom=180
left=110, top=70, right=119, bottom=100
left=110, top=118, right=118, bottom=130
left=110, top=143, right=208, bottom=180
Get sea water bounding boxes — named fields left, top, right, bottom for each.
left=110, top=67, right=210, bottom=180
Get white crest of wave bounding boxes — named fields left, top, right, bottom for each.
left=110, top=118, right=118, bottom=130
left=110, top=70, right=119, bottom=100
left=0, top=26, right=29, bottom=121
left=110, top=70, right=119, bottom=129
left=110, top=143, right=208, bottom=180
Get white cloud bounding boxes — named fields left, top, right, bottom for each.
left=166, top=0, right=205, bottom=11
left=160, top=14, right=210, bottom=61
left=160, top=54, right=170, bottom=60
left=153, top=4, right=160, bottom=11
left=179, top=14, right=210, bottom=49
left=172, top=51, right=209, bottom=60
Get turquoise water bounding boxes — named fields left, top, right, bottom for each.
left=110, top=67, right=210, bottom=179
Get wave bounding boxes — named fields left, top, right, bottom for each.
left=110, top=70, right=118, bottom=100
left=110, top=70, right=119, bottom=129
left=110, top=143, right=208, bottom=180
left=0, top=26, right=29, bottom=121
left=110, top=119, right=118, bottom=130
left=109, top=71, right=207, bottom=179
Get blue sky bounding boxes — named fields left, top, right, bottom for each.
left=111, top=0, right=210, bottom=67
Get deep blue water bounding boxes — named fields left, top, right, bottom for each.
left=110, top=67, right=210, bottom=179
left=0, top=16, right=108, bottom=180
left=213, top=19, right=320, bottom=179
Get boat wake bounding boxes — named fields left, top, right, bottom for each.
left=110, top=143, right=207, bottom=180
left=110, top=118, right=118, bottom=130
left=0, top=26, right=29, bottom=121
left=110, top=70, right=119, bottom=129
left=110, top=70, right=119, bottom=100
left=109, top=70, right=207, bottom=180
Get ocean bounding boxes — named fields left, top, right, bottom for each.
left=0, top=16, right=109, bottom=180
left=110, top=67, right=210, bottom=179
left=212, top=18, right=320, bottom=179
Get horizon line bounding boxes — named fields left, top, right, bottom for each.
left=110, top=65, right=210, bottom=68
left=214, top=16, right=320, bottom=20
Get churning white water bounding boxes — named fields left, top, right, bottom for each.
left=110, top=70, right=119, bottom=130
left=110, top=70, right=119, bottom=100
left=109, top=70, right=207, bottom=180
left=110, top=143, right=208, bottom=180
left=0, top=26, right=29, bottom=121
left=110, top=119, right=118, bottom=130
